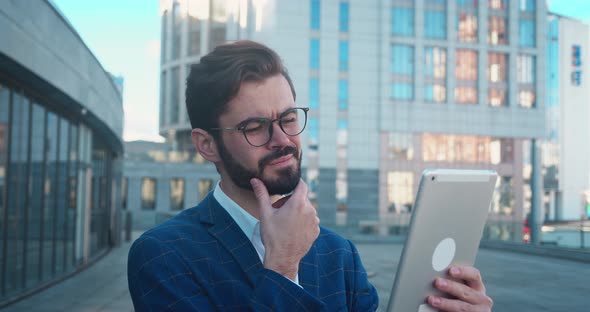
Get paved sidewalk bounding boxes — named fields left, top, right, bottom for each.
left=3, top=234, right=589, bottom=311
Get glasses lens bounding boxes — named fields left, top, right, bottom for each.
left=243, top=119, right=270, bottom=146
left=280, top=108, right=307, bottom=136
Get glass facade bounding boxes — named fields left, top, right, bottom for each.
left=141, top=178, right=156, bottom=210
left=339, top=2, right=349, bottom=32
left=488, top=52, right=508, bottom=107
left=518, top=54, right=536, bottom=108
left=457, top=0, right=478, bottom=43
left=210, top=0, right=228, bottom=49
left=308, top=117, right=319, bottom=147
left=339, top=41, right=348, bottom=72
left=170, top=178, right=185, bottom=211
left=424, top=47, right=447, bottom=103
left=387, top=172, right=414, bottom=213
left=391, top=44, right=414, bottom=100
left=188, top=15, right=201, bottom=56
left=198, top=179, right=213, bottom=200
left=424, top=0, right=446, bottom=39
left=391, top=7, right=414, bottom=37
left=309, top=78, right=319, bottom=109
left=311, top=0, right=320, bottom=30
left=488, top=15, right=508, bottom=45
left=519, top=19, right=536, bottom=47
left=422, top=134, right=514, bottom=164
left=310, top=39, right=320, bottom=70
left=386, top=132, right=414, bottom=160
left=171, top=2, right=182, bottom=60
left=0, top=81, right=118, bottom=303
left=455, top=49, right=478, bottom=104
left=338, top=80, right=348, bottom=110
left=170, top=67, right=180, bottom=124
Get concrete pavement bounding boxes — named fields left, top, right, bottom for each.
left=3, top=234, right=589, bottom=311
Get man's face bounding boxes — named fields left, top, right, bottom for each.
left=215, top=75, right=302, bottom=195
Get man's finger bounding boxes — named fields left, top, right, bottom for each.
left=251, top=178, right=271, bottom=214
left=449, top=266, right=486, bottom=292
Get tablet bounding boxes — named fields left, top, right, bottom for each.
left=386, top=169, right=498, bottom=312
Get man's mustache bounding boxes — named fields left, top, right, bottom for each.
left=258, top=146, right=299, bottom=169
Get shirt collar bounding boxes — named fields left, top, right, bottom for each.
left=213, top=181, right=259, bottom=240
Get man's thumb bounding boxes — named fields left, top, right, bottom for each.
left=250, top=178, right=270, bottom=208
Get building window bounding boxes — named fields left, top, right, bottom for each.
left=391, top=45, right=414, bottom=75
left=456, top=0, right=478, bottom=43
left=310, top=39, right=320, bottom=70
left=171, top=2, right=182, bottom=60
left=210, top=0, right=227, bottom=49
left=391, top=44, right=414, bottom=100
left=424, top=0, right=446, bottom=39
left=170, top=178, right=185, bottom=211
left=391, top=83, right=413, bottom=100
left=159, top=71, right=166, bottom=127
left=391, top=7, right=414, bottom=37
left=489, top=0, right=507, bottom=10
left=488, top=15, right=508, bottom=45
left=161, top=10, right=168, bottom=63
left=338, top=80, right=348, bottom=110
left=519, top=19, right=535, bottom=47
left=424, top=47, right=446, bottom=103
left=141, top=178, right=156, bottom=210
left=122, top=177, right=128, bottom=209
left=170, top=67, right=180, bottom=124
left=387, top=172, right=414, bottom=213
left=491, top=176, right=514, bottom=215
left=519, top=0, right=535, bottom=12
left=308, top=117, right=319, bottom=148
left=387, top=132, right=414, bottom=160
left=518, top=54, right=536, bottom=108
left=488, top=53, right=508, bottom=107
left=339, top=41, right=349, bottom=71
left=337, top=119, right=348, bottom=145
left=339, top=2, right=349, bottom=32
left=421, top=134, right=512, bottom=163
left=187, top=14, right=201, bottom=56
left=455, top=49, right=478, bottom=104
left=198, top=179, right=213, bottom=200
left=309, top=78, right=319, bottom=109
left=311, top=0, right=320, bottom=30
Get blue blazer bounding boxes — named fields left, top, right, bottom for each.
left=128, top=193, right=379, bottom=311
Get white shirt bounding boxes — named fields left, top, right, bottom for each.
left=213, top=181, right=300, bottom=286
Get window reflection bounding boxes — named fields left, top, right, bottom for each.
left=455, top=50, right=478, bottom=104
left=424, top=47, right=446, bottom=103
left=518, top=54, right=536, bottom=108
left=391, top=44, right=414, bottom=100
left=198, top=179, right=212, bottom=200
left=421, top=133, right=513, bottom=164
left=457, top=13, right=478, bottom=42
left=424, top=0, right=446, bottom=39
left=488, top=53, right=508, bottom=107
left=387, top=172, right=414, bottom=214
left=170, top=178, right=185, bottom=211
left=490, top=176, right=514, bottom=215
left=488, top=16, right=508, bottom=45
left=391, top=7, right=414, bottom=37
left=141, top=178, right=156, bottom=210
left=387, top=132, right=414, bottom=160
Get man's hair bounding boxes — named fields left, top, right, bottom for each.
left=185, top=40, right=296, bottom=131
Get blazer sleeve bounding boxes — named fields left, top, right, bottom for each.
left=128, top=235, right=326, bottom=311
left=347, top=240, right=380, bottom=311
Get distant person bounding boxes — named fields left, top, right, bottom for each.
left=127, top=40, right=493, bottom=311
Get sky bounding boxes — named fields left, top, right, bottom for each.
left=51, top=0, right=590, bottom=143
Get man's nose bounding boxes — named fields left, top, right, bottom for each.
left=267, top=121, right=291, bottom=148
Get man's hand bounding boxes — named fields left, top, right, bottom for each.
left=251, top=178, right=320, bottom=281
left=427, top=266, right=493, bottom=312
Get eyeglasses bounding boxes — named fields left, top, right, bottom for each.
left=209, top=107, right=309, bottom=147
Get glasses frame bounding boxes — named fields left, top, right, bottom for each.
left=209, top=107, right=309, bottom=147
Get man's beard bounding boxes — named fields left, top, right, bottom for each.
left=216, top=138, right=302, bottom=195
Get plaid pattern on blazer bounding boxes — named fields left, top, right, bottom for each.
left=128, top=193, right=379, bottom=311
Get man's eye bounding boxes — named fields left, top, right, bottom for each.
left=243, top=121, right=265, bottom=132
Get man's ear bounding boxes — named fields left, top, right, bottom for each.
left=191, top=128, right=221, bottom=163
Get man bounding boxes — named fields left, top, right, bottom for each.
left=128, top=40, right=493, bottom=311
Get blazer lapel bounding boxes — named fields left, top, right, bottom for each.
left=299, top=243, right=320, bottom=296
left=201, top=194, right=265, bottom=287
